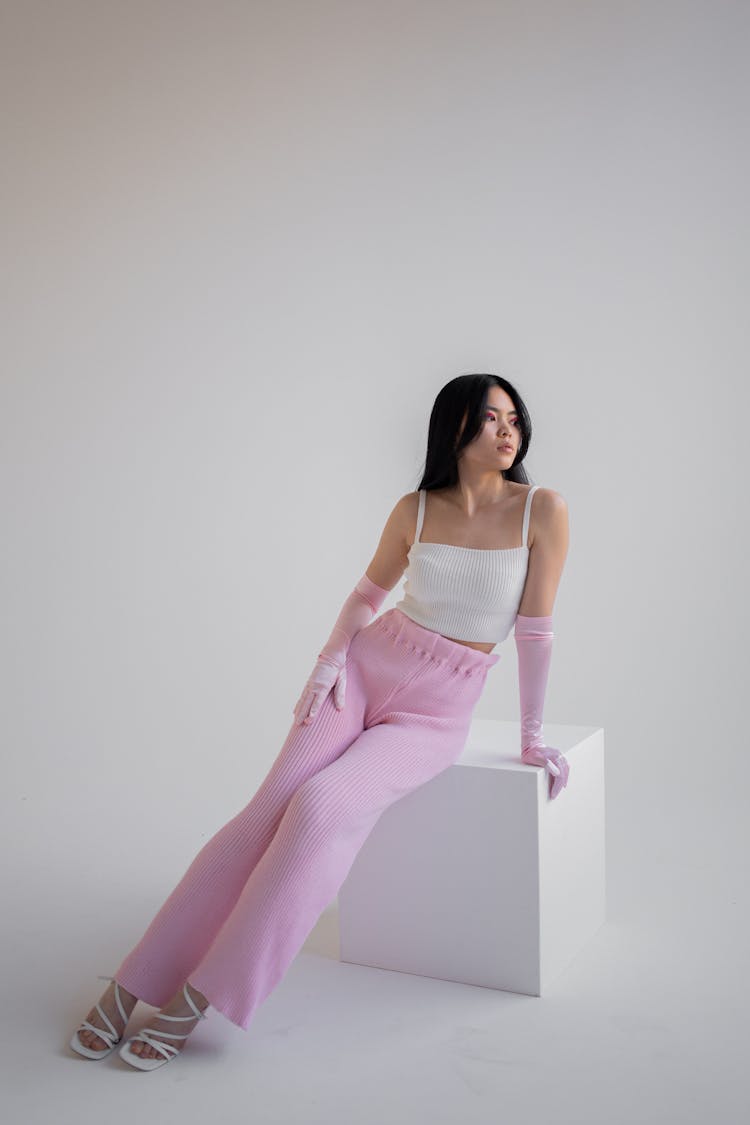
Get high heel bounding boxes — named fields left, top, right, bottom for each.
left=118, top=982, right=208, bottom=1071
left=70, top=975, right=133, bottom=1059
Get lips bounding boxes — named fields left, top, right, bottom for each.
left=498, top=445, right=513, bottom=452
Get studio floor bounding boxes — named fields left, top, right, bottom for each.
left=2, top=788, right=745, bottom=1125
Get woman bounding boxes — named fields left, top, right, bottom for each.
left=70, top=372, right=570, bottom=1070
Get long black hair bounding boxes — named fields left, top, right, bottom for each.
left=416, top=373, right=533, bottom=491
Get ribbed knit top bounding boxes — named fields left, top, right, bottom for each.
left=394, top=485, right=541, bottom=644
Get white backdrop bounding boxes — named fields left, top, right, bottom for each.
left=1, top=1, right=746, bottom=1115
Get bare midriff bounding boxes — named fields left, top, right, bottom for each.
left=441, top=634, right=496, bottom=655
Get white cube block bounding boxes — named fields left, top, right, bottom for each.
left=338, top=719, right=605, bottom=996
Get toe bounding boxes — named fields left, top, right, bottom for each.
left=81, top=1031, right=103, bottom=1050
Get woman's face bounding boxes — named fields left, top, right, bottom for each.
left=455, top=388, right=521, bottom=465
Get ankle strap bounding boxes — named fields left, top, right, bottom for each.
left=182, top=982, right=208, bottom=1020
left=97, top=974, right=129, bottom=1026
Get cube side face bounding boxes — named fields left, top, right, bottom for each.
left=339, top=763, right=542, bottom=994
left=539, top=729, right=607, bottom=990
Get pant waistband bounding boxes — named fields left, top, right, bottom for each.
left=373, top=608, right=501, bottom=674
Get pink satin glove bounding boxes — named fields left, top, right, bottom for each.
left=521, top=745, right=569, bottom=800
left=293, top=572, right=389, bottom=726
left=293, top=656, right=346, bottom=727
left=515, top=613, right=569, bottom=800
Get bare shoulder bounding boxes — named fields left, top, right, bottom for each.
left=529, top=485, right=567, bottom=512
left=398, top=490, right=421, bottom=534
left=527, top=486, right=568, bottom=547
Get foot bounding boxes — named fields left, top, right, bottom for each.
left=129, top=981, right=209, bottom=1061
left=77, top=979, right=139, bottom=1052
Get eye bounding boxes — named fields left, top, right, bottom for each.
left=486, top=412, right=519, bottom=426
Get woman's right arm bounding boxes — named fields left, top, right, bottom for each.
left=361, top=491, right=415, bottom=592
left=293, top=493, right=415, bottom=725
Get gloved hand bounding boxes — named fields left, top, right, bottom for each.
left=293, top=572, right=389, bottom=726
left=521, top=745, right=569, bottom=800
left=515, top=613, right=569, bottom=800
left=293, top=656, right=346, bottom=726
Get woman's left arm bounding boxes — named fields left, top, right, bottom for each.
left=517, top=488, right=569, bottom=618
left=515, top=489, right=570, bottom=799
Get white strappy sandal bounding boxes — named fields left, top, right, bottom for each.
left=70, top=975, right=133, bottom=1059
left=118, top=982, right=208, bottom=1071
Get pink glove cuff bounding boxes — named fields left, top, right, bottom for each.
left=353, top=573, right=391, bottom=615
left=318, top=572, right=390, bottom=668
left=514, top=614, right=554, bottom=634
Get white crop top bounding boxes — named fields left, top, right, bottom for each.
left=394, top=485, right=540, bottom=644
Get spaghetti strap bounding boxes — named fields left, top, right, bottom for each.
left=521, top=485, right=539, bottom=548
left=414, top=490, right=426, bottom=544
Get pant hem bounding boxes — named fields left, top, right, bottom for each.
left=187, top=976, right=251, bottom=1032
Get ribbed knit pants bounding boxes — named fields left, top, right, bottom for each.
left=112, top=607, right=501, bottom=1030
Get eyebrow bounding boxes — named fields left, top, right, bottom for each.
left=486, top=405, right=518, bottom=415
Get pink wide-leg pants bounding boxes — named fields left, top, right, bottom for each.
left=113, top=607, right=500, bottom=1030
